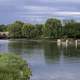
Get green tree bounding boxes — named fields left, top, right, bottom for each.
left=34, top=24, right=43, bottom=38
left=73, top=22, right=80, bottom=38
left=0, top=24, right=7, bottom=32
left=43, top=18, right=62, bottom=39
left=63, top=20, right=77, bottom=38
left=22, top=24, right=35, bottom=39
left=8, top=21, right=24, bottom=38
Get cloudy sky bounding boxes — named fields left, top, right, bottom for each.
left=0, top=0, right=80, bottom=24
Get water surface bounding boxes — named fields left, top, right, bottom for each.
left=0, top=39, right=80, bottom=80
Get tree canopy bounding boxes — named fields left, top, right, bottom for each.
left=43, top=18, right=62, bottom=38
left=0, top=18, right=80, bottom=39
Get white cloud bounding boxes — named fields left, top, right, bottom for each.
left=23, top=5, right=59, bottom=11
left=55, top=0, right=80, bottom=3
left=53, top=11, right=80, bottom=16
left=28, top=0, right=80, bottom=4
left=19, top=11, right=80, bottom=16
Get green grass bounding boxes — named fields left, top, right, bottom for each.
left=0, top=54, right=31, bottom=80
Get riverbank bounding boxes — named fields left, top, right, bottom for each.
left=0, top=38, right=80, bottom=44
left=0, top=38, right=80, bottom=41
left=0, top=54, right=31, bottom=80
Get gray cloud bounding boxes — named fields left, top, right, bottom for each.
left=0, top=0, right=80, bottom=24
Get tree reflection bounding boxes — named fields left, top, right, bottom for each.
left=43, top=41, right=80, bottom=64
left=8, top=40, right=80, bottom=64
left=8, top=40, right=42, bottom=54
left=63, top=45, right=80, bottom=57
left=43, top=42, right=60, bottom=64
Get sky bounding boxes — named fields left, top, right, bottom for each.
left=0, top=0, right=80, bottom=24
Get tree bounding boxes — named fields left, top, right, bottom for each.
left=63, top=20, right=78, bottom=38
left=22, top=24, right=35, bottom=39
left=8, top=21, right=24, bottom=38
left=0, top=24, right=7, bottom=32
left=43, top=18, right=62, bottom=39
left=73, top=22, right=80, bottom=38
left=34, top=24, right=43, bottom=38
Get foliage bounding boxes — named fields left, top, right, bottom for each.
left=63, top=20, right=80, bottom=38
left=43, top=18, right=62, bottom=38
left=73, top=23, right=80, bottom=38
left=0, top=24, right=7, bottom=32
left=34, top=24, right=43, bottom=38
left=22, top=24, right=35, bottom=39
left=0, top=54, right=31, bottom=80
left=8, top=21, right=24, bottom=38
left=1, top=18, right=80, bottom=39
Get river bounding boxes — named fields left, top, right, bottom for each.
left=0, top=39, right=80, bottom=80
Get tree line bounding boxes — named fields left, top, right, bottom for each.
left=0, top=18, right=80, bottom=39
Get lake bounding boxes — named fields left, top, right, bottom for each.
left=0, top=39, right=80, bottom=80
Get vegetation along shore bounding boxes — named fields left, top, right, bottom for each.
left=0, top=54, right=32, bottom=80
left=0, top=18, right=80, bottom=39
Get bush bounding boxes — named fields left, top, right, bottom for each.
left=0, top=54, right=31, bottom=80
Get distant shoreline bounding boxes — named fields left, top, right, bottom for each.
left=0, top=38, right=80, bottom=41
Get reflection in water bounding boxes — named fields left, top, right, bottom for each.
left=75, top=40, right=78, bottom=48
left=8, top=40, right=42, bottom=54
left=43, top=42, right=60, bottom=64
left=0, top=40, right=80, bottom=80
left=0, top=40, right=9, bottom=53
left=64, top=45, right=80, bottom=57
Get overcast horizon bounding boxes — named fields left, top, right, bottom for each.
left=0, top=0, right=80, bottom=24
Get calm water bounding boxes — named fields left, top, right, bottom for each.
left=0, top=39, right=80, bottom=80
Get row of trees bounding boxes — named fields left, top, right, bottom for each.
left=8, top=21, right=43, bottom=39
left=0, top=18, right=80, bottom=39
left=0, top=24, right=7, bottom=32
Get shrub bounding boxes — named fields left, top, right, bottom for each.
left=0, top=54, right=31, bottom=80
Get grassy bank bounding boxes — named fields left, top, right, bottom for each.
left=0, top=54, right=32, bottom=80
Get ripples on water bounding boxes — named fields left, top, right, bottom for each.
left=0, top=40, right=80, bottom=80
